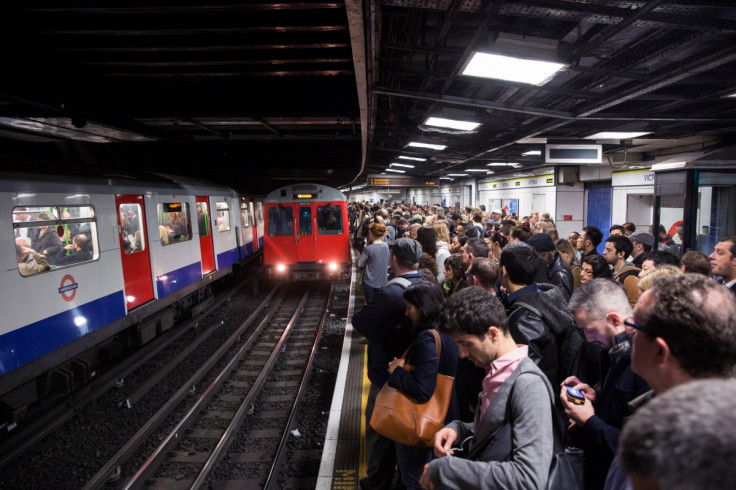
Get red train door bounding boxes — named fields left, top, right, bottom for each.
left=196, top=196, right=215, bottom=274
left=115, top=194, right=154, bottom=310
left=296, top=204, right=317, bottom=263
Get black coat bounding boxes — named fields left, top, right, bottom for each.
left=547, top=252, right=574, bottom=300
left=34, top=228, right=62, bottom=265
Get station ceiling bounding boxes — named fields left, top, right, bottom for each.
left=1, top=1, right=736, bottom=194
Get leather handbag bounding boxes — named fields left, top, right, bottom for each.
left=369, top=330, right=454, bottom=447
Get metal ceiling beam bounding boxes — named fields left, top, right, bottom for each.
left=22, top=3, right=346, bottom=14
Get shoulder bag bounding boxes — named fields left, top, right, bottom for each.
left=370, top=329, right=454, bottom=447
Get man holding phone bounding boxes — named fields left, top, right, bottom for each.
left=560, top=279, right=650, bottom=490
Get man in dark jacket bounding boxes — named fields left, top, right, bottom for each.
left=528, top=233, right=574, bottom=300
left=500, top=245, right=586, bottom=389
left=352, top=237, right=424, bottom=490
left=55, top=234, right=94, bottom=266
left=560, top=279, right=650, bottom=490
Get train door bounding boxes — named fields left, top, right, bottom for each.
left=115, top=195, right=154, bottom=310
left=240, top=200, right=254, bottom=256
left=249, top=201, right=259, bottom=251
left=196, top=196, right=215, bottom=274
left=296, top=204, right=316, bottom=263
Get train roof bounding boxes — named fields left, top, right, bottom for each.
left=265, top=183, right=346, bottom=203
left=0, top=166, right=239, bottom=197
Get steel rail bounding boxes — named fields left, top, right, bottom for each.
left=81, top=284, right=282, bottom=490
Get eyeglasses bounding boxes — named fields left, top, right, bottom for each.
left=624, top=318, right=651, bottom=335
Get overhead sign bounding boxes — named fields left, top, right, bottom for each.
left=367, top=175, right=438, bottom=187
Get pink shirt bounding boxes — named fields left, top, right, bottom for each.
left=478, top=345, right=529, bottom=420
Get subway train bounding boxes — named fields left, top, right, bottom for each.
left=263, top=183, right=351, bottom=281
left=0, top=169, right=264, bottom=425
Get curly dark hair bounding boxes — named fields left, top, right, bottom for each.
left=439, top=287, right=508, bottom=338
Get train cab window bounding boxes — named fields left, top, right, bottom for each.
left=158, top=202, right=192, bottom=245
left=318, top=205, right=343, bottom=235
left=216, top=201, right=231, bottom=232
left=268, top=206, right=293, bottom=236
left=13, top=205, right=98, bottom=276
left=299, top=207, right=312, bottom=235
left=196, top=201, right=210, bottom=237
left=119, top=203, right=145, bottom=254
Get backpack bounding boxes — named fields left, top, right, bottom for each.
left=511, top=301, right=593, bottom=386
left=386, top=277, right=412, bottom=289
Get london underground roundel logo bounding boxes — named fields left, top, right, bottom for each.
left=59, top=274, right=78, bottom=302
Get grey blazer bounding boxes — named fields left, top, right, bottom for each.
left=428, top=356, right=555, bottom=490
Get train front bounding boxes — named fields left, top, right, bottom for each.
left=263, top=184, right=350, bottom=281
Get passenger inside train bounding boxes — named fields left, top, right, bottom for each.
left=350, top=200, right=736, bottom=490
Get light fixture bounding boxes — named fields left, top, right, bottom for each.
left=465, top=169, right=487, bottom=172
left=651, top=162, right=687, bottom=171
left=486, top=170, right=495, bottom=175
left=728, top=93, right=736, bottom=98
left=398, top=155, right=427, bottom=161
left=439, top=177, right=454, bottom=180
left=390, top=163, right=415, bottom=168
left=386, top=168, right=405, bottom=173
left=585, top=131, right=652, bottom=139
left=407, top=141, right=447, bottom=150
left=447, top=173, right=469, bottom=177
left=424, top=117, right=480, bottom=131
left=522, top=150, right=541, bottom=156
left=462, top=52, right=566, bottom=85
left=487, top=162, right=520, bottom=167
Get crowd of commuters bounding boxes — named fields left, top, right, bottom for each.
left=349, top=199, right=736, bottom=490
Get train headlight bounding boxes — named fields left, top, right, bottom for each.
left=328, top=262, right=338, bottom=271
left=276, top=264, right=286, bottom=273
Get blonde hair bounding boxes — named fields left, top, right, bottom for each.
left=556, top=238, right=579, bottom=266
left=433, top=221, right=450, bottom=243
left=159, top=225, right=169, bottom=244
left=637, top=264, right=683, bottom=292
left=369, top=222, right=387, bottom=238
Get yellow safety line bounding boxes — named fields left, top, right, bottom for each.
left=359, top=343, right=370, bottom=480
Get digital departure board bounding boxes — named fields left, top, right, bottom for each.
left=367, top=175, right=438, bottom=187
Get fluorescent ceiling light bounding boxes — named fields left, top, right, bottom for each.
left=486, top=170, right=495, bottom=175
left=466, top=169, right=487, bottom=172
left=487, top=162, right=520, bottom=167
left=728, top=93, right=736, bottom=98
left=447, top=173, right=469, bottom=177
left=424, top=117, right=481, bottom=131
left=386, top=168, right=405, bottom=173
left=651, top=162, right=687, bottom=171
left=585, top=131, right=652, bottom=139
left=390, top=163, right=415, bottom=168
left=398, top=156, right=427, bottom=161
left=407, top=141, right=447, bottom=150
left=462, top=52, right=566, bottom=85
left=522, top=150, right=541, bottom=156
left=439, top=177, right=453, bottom=180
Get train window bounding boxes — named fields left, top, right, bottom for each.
left=299, top=207, right=312, bottom=235
left=158, top=202, right=192, bottom=245
left=318, top=205, right=343, bottom=235
left=268, top=206, right=293, bottom=236
left=255, top=202, right=264, bottom=225
left=216, top=201, right=231, bottom=232
left=196, top=201, right=210, bottom=237
left=119, top=203, right=145, bottom=254
left=240, top=202, right=251, bottom=226
left=13, top=205, right=99, bottom=276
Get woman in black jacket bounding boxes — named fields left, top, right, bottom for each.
left=387, top=282, right=459, bottom=490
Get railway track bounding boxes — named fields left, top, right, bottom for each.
left=81, top=282, right=332, bottom=489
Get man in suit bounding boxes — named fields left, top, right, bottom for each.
left=710, top=235, right=736, bottom=295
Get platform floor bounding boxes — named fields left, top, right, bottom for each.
left=316, top=254, right=369, bottom=490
